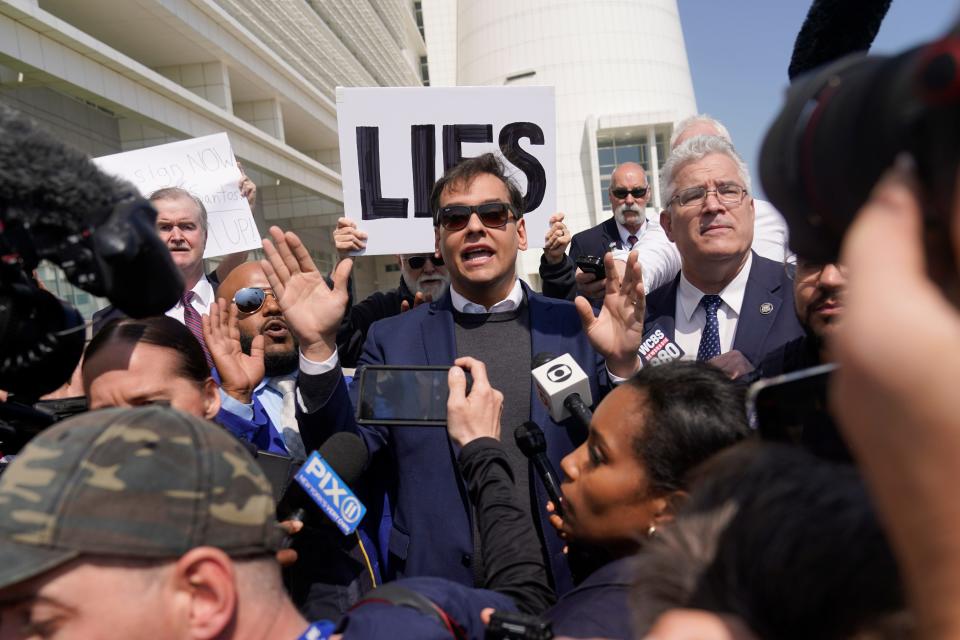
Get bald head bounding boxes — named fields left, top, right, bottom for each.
left=218, top=262, right=297, bottom=376
left=608, top=162, right=650, bottom=233
left=218, top=261, right=269, bottom=306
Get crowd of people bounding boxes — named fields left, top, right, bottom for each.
left=1, top=76, right=959, bottom=639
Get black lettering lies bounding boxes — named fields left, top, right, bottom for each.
left=356, top=126, right=408, bottom=220
left=354, top=122, right=548, bottom=221
left=499, top=122, right=546, bottom=213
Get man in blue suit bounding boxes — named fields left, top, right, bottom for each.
left=257, top=153, right=647, bottom=596
left=645, top=136, right=804, bottom=377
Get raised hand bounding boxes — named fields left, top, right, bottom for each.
left=333, top=217, right=367, bottom=259
left=446, top=357, right=503, bottom=448
left=261, top=226, right=352, bottom=362
left=575, top=251, right=645, bottom=378
left=543, top=212, right=571, bottom=264
left=202, top=299, right=264, bottom=403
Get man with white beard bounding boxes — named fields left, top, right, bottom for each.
left=334, top=227, right=453, bottom=367
left=570, top=161, right=681, bottom=299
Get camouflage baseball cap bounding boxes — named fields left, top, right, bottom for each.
left=0, top=405, right=284, bottom=590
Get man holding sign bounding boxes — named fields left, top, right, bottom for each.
left=258, top=153, right=646, bottom=595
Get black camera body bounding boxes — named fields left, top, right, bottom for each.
left=760, top=26, right=960, bottom=263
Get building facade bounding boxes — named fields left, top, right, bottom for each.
left=0, top=0, right=425, bottom=319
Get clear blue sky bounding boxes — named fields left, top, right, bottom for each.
left=677, top=0, right=960, bottom=196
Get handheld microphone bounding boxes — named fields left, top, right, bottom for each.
left=515, top=421, right=565, bottom=518
left=638, top=323, right=685, bottom=367
left=531, top=352, right=593, bottom=428
left=279, top=432, right=369, bottom=535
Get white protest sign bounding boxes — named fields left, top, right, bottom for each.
left=336, top=86, right=556, bottom=255
left=94, top=133, right=260, bottom=258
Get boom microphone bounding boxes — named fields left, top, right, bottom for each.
left=515, top=421, right=565, bottom=518
left=0, top=107, right=183, bottom=397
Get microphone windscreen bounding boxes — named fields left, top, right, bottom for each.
left=318, top=432, right=368, bottom=485
left=788, top=0, right=892, bottom=80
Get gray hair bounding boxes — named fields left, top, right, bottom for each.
left=149, top=187, right=209, bottom=236
left=669, top=114, right=732, bottom=149
left=659, top=136, right=751, bottom=207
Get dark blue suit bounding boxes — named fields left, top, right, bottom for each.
left=569, top=218, right=622, bottom=262
left=297, top=283, right=604, bottom=595
left=644, top=253, right=805, bottom=366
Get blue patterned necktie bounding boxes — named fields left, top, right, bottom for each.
left=696, top=294, right=723, bottom=362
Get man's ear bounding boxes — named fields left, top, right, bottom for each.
left=202, top=377, right=221, bottom=419
left=660, top=210, right=675, bottom=242
left=516, top=217, right=528, bottom=251
left=171, top=547, right=238, bottom=640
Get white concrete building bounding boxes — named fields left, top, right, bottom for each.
left=421, top=0, right=697, bottom=285
left=0, top=0, right=427, bottom=318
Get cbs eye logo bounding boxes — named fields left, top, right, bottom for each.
left=546, top=363, right=572, bottom=383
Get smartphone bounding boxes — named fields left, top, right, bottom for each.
left=748, top=363, right=851, bottom=462
left=575, top=255, right=606, bottom=280
left=356, top=365, right=471, bottom=426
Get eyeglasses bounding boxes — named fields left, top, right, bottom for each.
left=406, top=255, right=445, bottom=269
left=610, top=186, right=649, bottom=200
left=233, top=287, right=277, bottom=314
left=436, top=202, right=519, bottom=231
left=670, top=183, right=747, bottom=208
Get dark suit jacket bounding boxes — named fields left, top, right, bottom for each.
left=297, top=283, right=605, bottom=595
left=569, top=218, right=623, bottom=263
left=644, top=253, right=805, bottom=366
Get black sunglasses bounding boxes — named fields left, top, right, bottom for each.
left=610, top=186, right=649, bottom=199
left=233, top=287, right=277, bottom=314
left=436, top=202, right=518, bottom=231
left=406, top=255, right=445, bottom=269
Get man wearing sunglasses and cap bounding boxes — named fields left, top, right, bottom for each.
left=257, top=152, right=646, bottom=597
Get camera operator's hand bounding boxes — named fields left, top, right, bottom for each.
left=203, top=299, right=264, bottom=404
left=832, top=161, right=960, bottom=638
left=446, top=357, right=503, bottom=448
left=261, top=226, right=352, bottom=363
left=576, top=251, right=645, bottom=378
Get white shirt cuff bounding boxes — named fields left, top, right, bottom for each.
left=606, top=364, right=630, bottom=385
left=299, top=348, right=340, bottom=375
left=218, top=388, right=254, bottom=420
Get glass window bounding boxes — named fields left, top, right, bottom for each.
left=596, top=124, right=671, bottom=208
left=617, top=144, right=641, bottom=165
left=598, top=146, right=615, bottom=167
left=420, top=56, right=430, bottom=86
left=414, top=1, right=425, bottom=38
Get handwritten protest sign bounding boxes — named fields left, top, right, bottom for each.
left=94, top=133, right=260, bottom=258
left=336, top=86, right=556, bottom=255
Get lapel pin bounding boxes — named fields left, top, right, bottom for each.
left=759, top=302, right=774, bottom=315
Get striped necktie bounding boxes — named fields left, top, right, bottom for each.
left=181, top=291, right=213, bottom=368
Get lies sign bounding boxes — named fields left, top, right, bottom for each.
left=336, top=86, right=556, bottom=255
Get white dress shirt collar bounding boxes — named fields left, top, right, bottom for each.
left=677, top=252, right=753, bottom=322
left=450, top=279, right=524, bottom=314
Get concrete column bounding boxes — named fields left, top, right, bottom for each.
left=647, top=125, right=661, bottom=210
left=154, top=61, right=233, bottom=112
left=233, top=98, right=285, bottom=142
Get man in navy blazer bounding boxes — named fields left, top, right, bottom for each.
left=568, top=162, right=681, bottom=299
left=647, top=136, right=804, bottom=377
left=257, top=154, right=647, bottom=597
